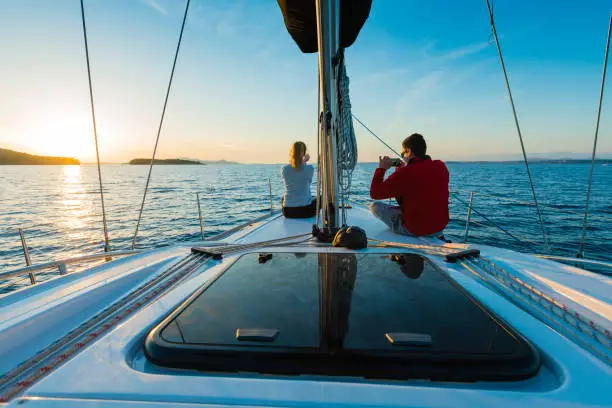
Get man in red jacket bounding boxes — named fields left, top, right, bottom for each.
left=369, top=133, right=449, bottom=236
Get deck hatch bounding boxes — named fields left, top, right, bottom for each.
left=145, top=252, right=540, bottom=381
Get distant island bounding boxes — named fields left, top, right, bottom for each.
left=129, top=158, right=202, bottom=165
left=128, top=158, right=238, bottom=165
left=358, top=158, right=611, bottom=166
left=0, top=148, right=80, bottom=165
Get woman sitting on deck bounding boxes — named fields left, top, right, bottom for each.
left=281, top=141, right=316, bottom=218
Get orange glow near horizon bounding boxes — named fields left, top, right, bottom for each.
left=25, top=116, right=93, bottom=160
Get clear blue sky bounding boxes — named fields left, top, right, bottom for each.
left=0, top=0, right=610, bottom=163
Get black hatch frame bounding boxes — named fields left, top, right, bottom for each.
left=145, top=252, right=540, bottom=382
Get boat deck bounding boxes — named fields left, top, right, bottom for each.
left=224, top=206, right=444, bottom=245
left=0, top=206, right=610, bottom=407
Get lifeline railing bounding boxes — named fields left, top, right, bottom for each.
left=453, top=189, right=612, bottom=244
left=1, top=203, right=280, bottom=292
left=0, top=250, right=142, bottom=287
left=452, top=189, right=612, bottom=275
left=2, top=188, right=611, bottom=293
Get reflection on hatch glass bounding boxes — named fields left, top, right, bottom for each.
left=145, top=252, right=540, bottom=382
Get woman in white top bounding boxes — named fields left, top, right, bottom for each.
left=281, top=141, right=316, bottom=218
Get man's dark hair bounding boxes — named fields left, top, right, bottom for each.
left=402, top=133, right=427, bottom=160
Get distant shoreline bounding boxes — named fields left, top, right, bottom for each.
left=128, top=158, right=203, bottom=165
left=128, top=158, right=240, bottom=165
left=0, top=148, right=79, bottom=165
left=361, top=159, right=612, bottom=165
left=1, top=148, right=609, bottom=166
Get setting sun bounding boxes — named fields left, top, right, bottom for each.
left=22, top=115, right=94, bottom=161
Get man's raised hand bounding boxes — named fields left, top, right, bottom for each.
left=378, top=156, right=392, bottom=170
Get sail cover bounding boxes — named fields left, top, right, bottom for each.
left=277, top=0, right=372, bottom=53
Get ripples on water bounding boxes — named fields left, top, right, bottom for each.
left=1, top=163, right=610, bottom=281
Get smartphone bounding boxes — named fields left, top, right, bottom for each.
left=390, top=158, right=403, bottom=167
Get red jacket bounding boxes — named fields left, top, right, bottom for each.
left=370, top=157, right=449, bottom=236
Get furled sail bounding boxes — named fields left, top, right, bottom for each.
left=277, top=0, right=372, bottom=53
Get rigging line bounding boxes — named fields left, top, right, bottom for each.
left=452, top=193, right=527, bottom=245
left=487, top=0, right=495, bottom=45
left=351, top=114, right=403, bottom=159
left=80, top=0, right=110, bottom=252
left=578, top=13, right=612, bottom=258
left=484, top=0, right=550, bottom=252
left=470, top=220, right=538, bottom=246
left=131, top=0, right=191, bottom=250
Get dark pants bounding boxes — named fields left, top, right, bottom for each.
left=282, top=199, right=317, bottom=219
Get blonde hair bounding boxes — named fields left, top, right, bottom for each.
left=290, top=141, right=307, bottom=170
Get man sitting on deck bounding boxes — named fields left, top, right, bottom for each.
left=369, top=133, right=449, bottom=237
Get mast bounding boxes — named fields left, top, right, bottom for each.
left=277, top=0, right=370, bottom=234
left=315, top=0, right=341, bottom=231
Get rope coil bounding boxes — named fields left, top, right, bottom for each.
left=337, top=53, right=358, bottom=225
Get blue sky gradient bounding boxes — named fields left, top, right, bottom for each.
left=0, top=0, right=610, bottom=162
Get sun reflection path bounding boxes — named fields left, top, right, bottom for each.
left=58, top=165, right=91, bottom=238
left=63, top=165, right=81, bottom=184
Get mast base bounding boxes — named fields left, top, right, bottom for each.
left=312, top=225, right=341, bottom=243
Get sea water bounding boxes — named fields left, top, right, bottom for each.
left=1, top=163, right=610, bottom=287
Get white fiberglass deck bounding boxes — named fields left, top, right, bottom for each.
left=0, top=206, right=610, bottom=407
left=223, top=206, right=446, bottom=245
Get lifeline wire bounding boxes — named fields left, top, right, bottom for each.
left=132, top=0, right=191, bottom=249
left=484, top=0, right=550, bottom=252
left=578, top=13, right=611, bottom=258
left=452, top=193, right=527, bottom=245
left=80, top=0, right=110, bottom=252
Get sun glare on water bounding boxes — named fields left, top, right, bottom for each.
left=62, top=164, right=82, bottom=183
left=59, top=164, right=90, bottom=234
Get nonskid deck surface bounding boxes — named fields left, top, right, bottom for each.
left=0, top=206, right=610, bottom=407
left=224, top=206, right=448, bottom=247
